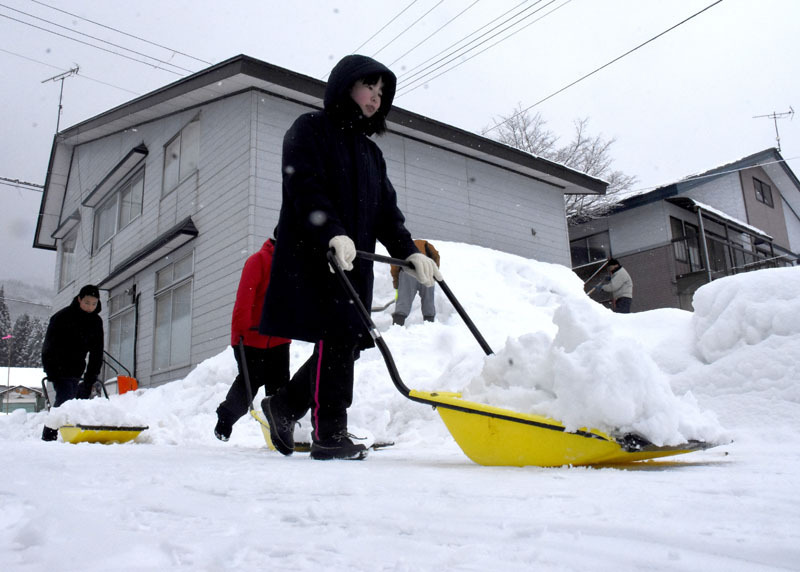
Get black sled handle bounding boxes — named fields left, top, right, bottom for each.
left=355, top=250, right=494, bottom=356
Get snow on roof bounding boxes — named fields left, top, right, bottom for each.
left=678, top=198, right=772, bottom=239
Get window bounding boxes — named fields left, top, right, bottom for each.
left=153, top=253, right=193, bottom=371
left=753, top=178, right=774, bottom=207
left=670, top=217, right=702, bottom=271
left=58, top=231, right=77, bottom=289
left=93, top=169, right=144, bottom=249
left=570, top=232, right=610, bottom=267
left=163, top=117, right=200, bottom=194
left=108, top=291, right=136, bottom=377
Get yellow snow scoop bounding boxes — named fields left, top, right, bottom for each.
left=331, top=251, right=716, bottom=467
left=59, top=424, right=148, bottom=445
left=41, top=378, right=149, bottom=445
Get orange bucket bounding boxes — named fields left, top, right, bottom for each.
left=117, top=375, right=139, bottom=394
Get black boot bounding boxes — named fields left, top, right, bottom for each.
left=392, top=313, right=406, bottom=326
left=41, top=426, right=58, bottom=442
left=214, top=417, right=232, bottom=442
left=261, top=397, right=295, bottom=456
left=310, top=431, right=368, bottom=461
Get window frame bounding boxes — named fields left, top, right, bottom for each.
left=569, top=231, right=610, bottom=268
left=753, top=177, right=774, bottom=208
left=152, top=252, right=194, bottom=372
left=162, top=116, right=200, bottom=195
left=92, top=167, right=145, bottom=251
left=107, top=291, right=137, bottom=378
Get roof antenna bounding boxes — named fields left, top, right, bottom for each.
left=753, top=107, right=794, bottom=152
left=41, top=66, right=80, bottom=134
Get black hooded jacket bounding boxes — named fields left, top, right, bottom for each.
left=259, top=55, right=417, bottom=347
left=41, top=297, right=104, bottom=382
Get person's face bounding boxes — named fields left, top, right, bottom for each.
left=350, top=77, right=384, bottom=118
left=79, top=295, right=99, bottom=313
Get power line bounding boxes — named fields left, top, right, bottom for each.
left=397, top=0, right=568, bottom=97
left=388, top=0, right=481, bottom=67
left=397, top=0, right=534, bottom=82
left=484, top=0, right=726, bottom=135
left=352, top=0, right=420, bottom=55
left=29, top=0, right=211, bottom=65
left=0, top=4, right=195, bottom=74
left=0, top=47, right=141, bottom=95
left=0, top=12, right=185, bottom=76
left=371, top=0, right=446, bottom=58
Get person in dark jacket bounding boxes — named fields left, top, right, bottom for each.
left=259, top=54, right=440, bottom=460
left=41, top=284, right=104, bottom=441
left=214, top=237, right=291, bottom=441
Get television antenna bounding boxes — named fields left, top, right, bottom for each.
left=41, top=66, right=80, bottom=134
left=753, top=107, right=794, bottom=152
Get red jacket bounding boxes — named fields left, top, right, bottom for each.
left=231, top=239, right=290, bottom=348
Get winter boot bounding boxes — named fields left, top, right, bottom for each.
left=261, top=396, right=294, bottom=456
left=423, top=315, right=435, bottom=322
left=41, top=426, right=58, bottom=442
left=392, top=313, right=406, bottom=326
left=310, top=431, right=368, bottom=461
left=214, top=417, right=232, bottom=442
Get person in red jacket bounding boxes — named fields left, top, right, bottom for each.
left=215, top=237, right=291, bottom=441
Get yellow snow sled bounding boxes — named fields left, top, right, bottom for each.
left=332, top=251, right=717, bottom=467
left=42, top=377, right=149, bottom=445
left=59, top=424, right=148, bottom=444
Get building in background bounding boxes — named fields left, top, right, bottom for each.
left=34, top=55, right=605, bottom=388
left=571, top=148, right=800, bottom=312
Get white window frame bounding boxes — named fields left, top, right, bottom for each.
left=108, top=291, right=137, bottom=378
left=163, top=116, right=200, bottom=195
left=153, top=253, right=194, bottom=371
left=58, top=230, right=77, bottom=290
left=92, top=168, right=144, bottom=250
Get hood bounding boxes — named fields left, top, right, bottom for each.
left=323, top=54, right=397, bottom=135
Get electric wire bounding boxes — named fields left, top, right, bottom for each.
left=371, top=0, right=445, bottom=58
left=397, top=0, right=567, bottom=97
left=397, top=0, right=535, bottom=81
left=484, top=0, right=726, bottom=134
left=0, top=47, right=141, bottom=95
left=388, top=0, right=481, bottom=67
left=29, top=0, right=212, bottom=65
left=0, top=4, right=195, bottom=74
left=0, top=12, right=185, bottom=76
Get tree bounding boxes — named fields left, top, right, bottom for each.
left=483, top=105, right=637, bottom=223
left=0, top=287, right=12, bottom=367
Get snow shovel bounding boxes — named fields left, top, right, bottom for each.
left=329, top=250, right=715, bottom=467
left=236, top=337, right=276, bottom=450
left=41, top=377, right=148, bottom=444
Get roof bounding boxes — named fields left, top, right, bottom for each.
left=613, top=148, right=800, bottom=211
left=665, top=196, right=772, bottom=239
left=34, top=54, right=607, bottom=250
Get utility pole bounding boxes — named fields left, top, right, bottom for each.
left=41, top=66, right=79, bottom=134
left=753, top=107, right=794, bottom=152
left=2, top=334, right=12, bottom=414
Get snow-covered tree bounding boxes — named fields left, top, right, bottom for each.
left=0, top=287, right=12, bottom=367
left=483, top=105, right=637, bottom=223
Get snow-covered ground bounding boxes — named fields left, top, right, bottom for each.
left=2, top=242, right=799, bottom=571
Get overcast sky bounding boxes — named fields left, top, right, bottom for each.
left=1, top=0, right=798, bottom=285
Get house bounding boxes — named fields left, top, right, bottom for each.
left=0, top=385, right=45, bottom=413
left=570, top=148, right=800, bottom=312
left=33, top=54, right=606, bottom=388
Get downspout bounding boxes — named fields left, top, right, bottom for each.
left=695, top=206, right=713, bottom=284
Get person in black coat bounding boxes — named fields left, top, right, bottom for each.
left=41, top=284, right=104, bottom=441
left=259, top=54, right=440, bottom=460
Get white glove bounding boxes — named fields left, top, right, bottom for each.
left=329, top=235, right=356, bottom=272
left=405, top=252, right=442, bottom=287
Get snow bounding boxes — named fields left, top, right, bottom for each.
left=2, top=241, right=799, bottom=571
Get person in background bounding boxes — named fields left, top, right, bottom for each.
left=214, top=236, right=291, bottom=442
left=259, top=54, right=440, bottom=461
left=599, top=258, right=633, bottom=313
left=41, top=284, right=104, bottom=441
left=391, top=239, right=440, bottom=326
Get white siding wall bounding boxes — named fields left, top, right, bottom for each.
left=608, top=202, right=671, bottom=255
left=54, top=89, right=579, bottom=387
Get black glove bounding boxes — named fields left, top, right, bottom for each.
left=77, top=378, right=98, bottom=399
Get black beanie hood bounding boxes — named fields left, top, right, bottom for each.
left=323, top=54, right=397, bottom=135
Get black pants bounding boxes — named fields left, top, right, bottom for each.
left=217, top=343, right=290, bottom=425
left=277, top=340, right=359, bottom=442
left=614, top=297, right=632, bottom=313
left=51, top=377, right=92, bottom=407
